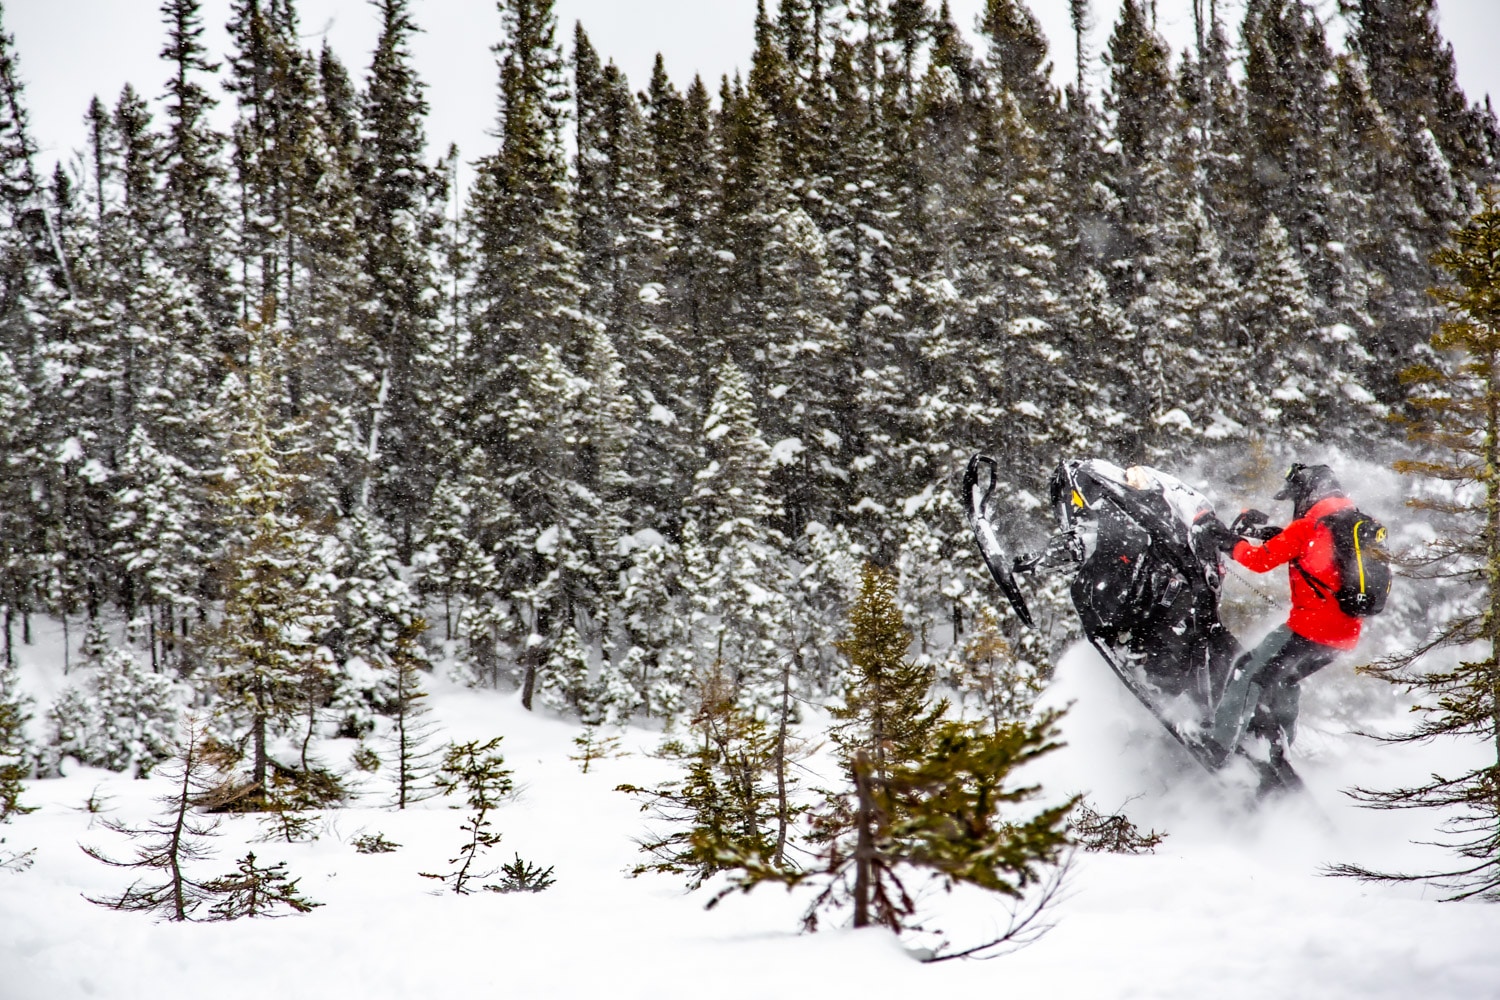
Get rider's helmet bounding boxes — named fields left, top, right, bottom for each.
left=1274, top=463, right=1345, bottom=519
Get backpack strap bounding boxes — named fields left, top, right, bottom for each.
left=1292, top=510, right=1339, bottom=599
left=1292, top=559, right=1334, bottom=598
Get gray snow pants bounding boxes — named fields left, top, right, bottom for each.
left=1210, top=625, right=1338, bottom=756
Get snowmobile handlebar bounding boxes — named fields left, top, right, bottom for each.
left=1231, top=508, right=1282, bottom=541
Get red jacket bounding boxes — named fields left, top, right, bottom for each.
left=1230, top=495, right=1362, bottom=650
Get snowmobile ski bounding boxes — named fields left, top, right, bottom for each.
left=962, top=454, right=1033, bottom=627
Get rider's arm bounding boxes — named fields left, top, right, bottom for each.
left=1231, top=517, right=1309, bottom=573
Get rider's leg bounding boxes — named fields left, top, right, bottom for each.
left=1209, top=626, right=1298, bottom=757
left=1261, top=640, right=1337, bottom=749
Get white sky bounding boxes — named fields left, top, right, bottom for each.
left=8, top=0, right=1499, bottom=180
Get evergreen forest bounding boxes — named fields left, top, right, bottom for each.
left=0, top=0, right=1496, bottom=793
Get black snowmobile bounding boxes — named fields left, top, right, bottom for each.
left=962, top=455, right=1301, bottom=794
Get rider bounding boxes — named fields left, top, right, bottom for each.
left=1205, top=463, right=1361, bottom=762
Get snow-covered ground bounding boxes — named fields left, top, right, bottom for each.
left=4, top=625, right=1500, bottom=1000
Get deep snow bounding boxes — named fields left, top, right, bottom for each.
left=4, top=621, right=1500, bottom=1000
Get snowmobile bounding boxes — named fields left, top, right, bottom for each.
left=962, top=455, right=1301, bottom=794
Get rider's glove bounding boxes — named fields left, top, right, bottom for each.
left=1230, top=508, right=1268, bottom=535
left=1196, top=514, right=1241, bottom=553
left=1231, top=508, right=1283, bottom=542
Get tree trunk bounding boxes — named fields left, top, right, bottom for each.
left=521, top=605, right=549, bottom=711
left=1487, top=344, right=1500, bottom=770
left=252, top=672, right=269, bottom=792
left=149, top=607, right=159, bottom=674
left=852, top=750, right=874, bottom=929
left=774, top=654, right=794, bottom=866
left=168, top=731, right=195, bottom=921
left=396, top=698, right=409, bottom=809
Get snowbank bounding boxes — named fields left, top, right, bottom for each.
left=3, top=635, right=1500, bottom=1000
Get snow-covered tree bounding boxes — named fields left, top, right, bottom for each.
left=689, top=361, right=791, bottom=709
left=199, top=330, right=338, bottom=804
left=49, top=639, right=180, bottom=776
left=0, top=654, right=31, bottom=821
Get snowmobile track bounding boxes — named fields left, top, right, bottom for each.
left=1085, top=636, right=1304, bottom=798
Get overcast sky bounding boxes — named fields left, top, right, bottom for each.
left=8, top=0, right=1499, bottom=181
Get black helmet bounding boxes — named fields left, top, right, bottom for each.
left=1274, top=463, right=1344, bottom=518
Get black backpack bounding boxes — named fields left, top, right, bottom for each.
left=1296, top=508, right=1391, bottom=618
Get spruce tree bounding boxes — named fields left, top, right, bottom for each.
left=1343, top=0, right=1492, bottom=403
left=49, top=639, right=179, bottom=776
left=830, top=562, right=943, bottom=783
left=688, top=361, right=791, bottom=709
left=200, top=326, right=338, bottom=805
left=0, top=0, right=49, bottom=360
left=715, top=561, right=1073, bottom=951
left=1240, top=0, right=1338, bottom=266
left=0, top=349, right=42, bottom=670
left=420, top=737, right=516, bottom=894
left=384, top=627, right=442, bottom=809
left=616, top=536, right=694, bottom=720
left=617, top=666, right=789, bottom=886
left=83, top=716, right=230, bottom=920
left=0, top=654, right=30, bottom=821
left=981, top=0, right=1057, bottom=131
left=1344, top=0, right=1493, bottom=205
left=1336, top=192, right=1500, bottom=899
left=159, top=0, right=232, bottom=332
left=225, top=0, right=319, bottom=328
left=328, top=510, right=427, bottom=734
left=1240, top=213, right=1321, bottom=436
left=465, top=0, right=580, bottom=394
left=110, top=425, right=206, bottom=671
left=202, top=851, right=321, bottom=918
left=358, top=0, right=447, bottom=547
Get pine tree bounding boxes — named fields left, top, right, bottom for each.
left=200, top=326, right=338, bottom=805
left=49, top=639, right=179, bottom=776
left=0, top=654, right=31, bottom=821
left=202, top=851, right=321, bottom=918
left=358, top=0, right=447, bottom=548
left=83, top=716, right=231, bottom=920
left=159, top=0, right=232, bottom=332
left=1336, top=192, right=1500, bottom=900
left=420, top=737, right=515, bottom=894
left=617, top=666, right=790, bottom=887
